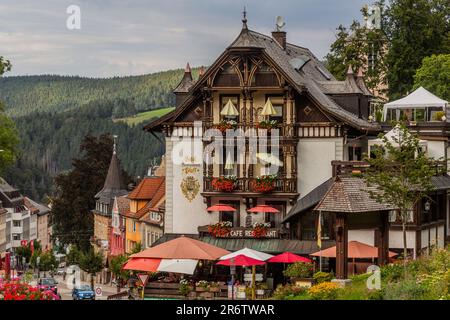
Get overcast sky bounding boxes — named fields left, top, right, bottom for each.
left=0, top=0, right=369, bottom=77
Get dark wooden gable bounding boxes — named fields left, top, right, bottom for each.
left=296, top=93, right=333, bottom=123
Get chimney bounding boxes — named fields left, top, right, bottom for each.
left=272, top=31, right=286, bottom=50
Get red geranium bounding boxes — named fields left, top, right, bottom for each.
left=0, top=280, right=60, bottom=300
left=212, top=176, right=237, bottom=192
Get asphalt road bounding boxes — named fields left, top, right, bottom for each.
left=53, top=275, right=119, bottom=300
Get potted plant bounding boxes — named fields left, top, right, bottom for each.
left=283, top=262, right=314, bottom=288
left=251, top=175, right=277, bottom=193
left=214, top=120, right=237, bottom=133
left=252, top=222, right=271, bottom=238
left=212, top=176, right=237, bottom=192
left=208, top=282, right=220, bottom=293
left=195, top=280, right=209, bottom=292
left=179, top=279, right=193, bottom=297
left=207, top=221, right=232, bottom=237
left=257, top=119, right=278, bottom=131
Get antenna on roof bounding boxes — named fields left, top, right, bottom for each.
left=276, top=16, right=285, bottom=31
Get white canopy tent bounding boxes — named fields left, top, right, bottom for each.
left=383, top=87, right=448, bottom=121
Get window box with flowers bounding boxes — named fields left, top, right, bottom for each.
left=251, top=175, right=277, bottom=193
left=179, top=279, right=194, bottom=297
left=256, top=120, right=278, bottom=131
left=252, top=222, right=271, bottom=238
left=214, top=120, right=238, bottom=133
left=212, top=176, right=237, bottom=192
left=208, top=282, right=220, bottom=293
left=208, top=221, right=232, bottom=237
left=195, top=280, right=210, bottom=292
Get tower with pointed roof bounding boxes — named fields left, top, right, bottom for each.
left=93, top=139, right=128, bottom=254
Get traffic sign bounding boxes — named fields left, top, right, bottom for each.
left=138, top=274, right=150, bottom=286
left=95, top=287, right=102, bottom=297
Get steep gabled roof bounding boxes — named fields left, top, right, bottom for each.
left=127, top=176, right=165, bottom=200
left=174, top=63, right=195, bottom=93
left=23, top=197, right=50, bottom=216
left=144, top=25, right=380, bottom=132
left=95, top=151, right=128, bottom=204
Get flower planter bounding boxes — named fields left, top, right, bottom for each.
left=196, top=287, right=208, bottom=292
left=212, top=177, right=237, bottom=192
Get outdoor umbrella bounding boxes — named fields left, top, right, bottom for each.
left=261, top=98, right=277, bottom=116
left=217, top=254, right=266, bottom=300
left=268, top=252, right=312, bottom=263
left=310, top=241, right=397, bottom=259
left=131, top=235, right=230, bottom=260
left=219, top=247, right=274, bottom=261
left=157, top=259, right=198, bottom=275
left=247, top=205, right=279, bottom=214
left=122, top=258, right=161, bottom=272
left=207, top=204, right=236, bottom=212
left=220, top=99, right=239, bottom=116
left=217, top=255, right=265, bottom=267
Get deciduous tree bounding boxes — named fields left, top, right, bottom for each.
left=413, top=54, right=450, bottom=101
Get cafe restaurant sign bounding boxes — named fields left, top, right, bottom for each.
left=218, top=227, right=279, bottom=239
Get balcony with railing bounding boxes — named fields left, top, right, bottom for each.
left=202, top=176, right=298, bottom=198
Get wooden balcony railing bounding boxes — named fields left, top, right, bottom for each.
left=203, top=176, right=297, bottom=194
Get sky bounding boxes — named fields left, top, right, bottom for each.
left=0, top=0, right=369, bottom=77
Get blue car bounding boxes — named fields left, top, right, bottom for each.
left=72, top=285, right=95, bottom=300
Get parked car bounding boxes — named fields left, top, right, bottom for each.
left=38, top=277, right=58, bottom=294
left=72, top=285, right=95, bottom=300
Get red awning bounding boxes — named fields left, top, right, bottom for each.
left=207, top=204, right=236, bottom=212
left=217, top=254, right=266, bottom=267
left=247, top=205, right=280, bottom=213
left=268, top=252, right=312, bottom=263
left=310, top=241, right=398, bottom=259
left=122, top=258, right=161, bottom=272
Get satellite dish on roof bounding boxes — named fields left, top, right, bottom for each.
left=276, top=16, right=285, bottom=31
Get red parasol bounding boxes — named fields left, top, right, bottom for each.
left=268, top=252, right=312, bottom=263
left=247, top=205, right=279, bottom=213
left=207, top=204, right=236, bottom=212
left=122, top=258, right=161, bottom=272
left=217, top=254, right=266, bottom=267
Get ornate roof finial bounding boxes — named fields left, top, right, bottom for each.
left=242, top=6, right=248, bottom=29
left=113, top=135, right=118, bottom=155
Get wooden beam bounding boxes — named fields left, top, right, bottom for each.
left=335, top=213, right=348, bottom=279
left=377, top=211, right=389, bottom=265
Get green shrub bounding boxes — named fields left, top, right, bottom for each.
left=313, top=271, right=333, bottom=284
left=272, top=284, right=309, bottom=300
left=383, top=280, right=428, bottom=300
left=283, top=262, right=313, bottom=278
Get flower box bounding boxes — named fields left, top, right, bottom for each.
left=214, top=120, right=237, bottom=133
left=251, top=175, right=277, bottom=193
left=195, top=286, right=208, bottom=292
left=209, top=287, right=220, bottom=293
left=212, top=176, right=237, bottom=192
left=293, top=278, right=315, bottom=288
left=199, top=292, right=214, bottom=299
left=208, top=222, right=232, bottom=237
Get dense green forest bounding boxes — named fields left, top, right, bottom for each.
left=0, top=69, right=199, bottom=201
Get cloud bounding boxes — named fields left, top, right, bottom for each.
left=0, top=0, right=368, bottom=77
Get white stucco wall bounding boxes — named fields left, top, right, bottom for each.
left=297, top=137, right=344, bottom=196
left=348, top=230, right=375, bottom=246
left=437, top=225, right=445, bottom=248
left=389, top=230, right=416, bottom=252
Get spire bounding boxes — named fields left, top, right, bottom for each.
left=242, top=6, right=248, bottom=30
left=95, top=141, right=127, bottom=203
left=185, top=62, right=191, bottom=73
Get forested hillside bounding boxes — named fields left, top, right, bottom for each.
left=0, top=69, right=199, bottom=201
left=0, top=69, right=197, bottom=117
